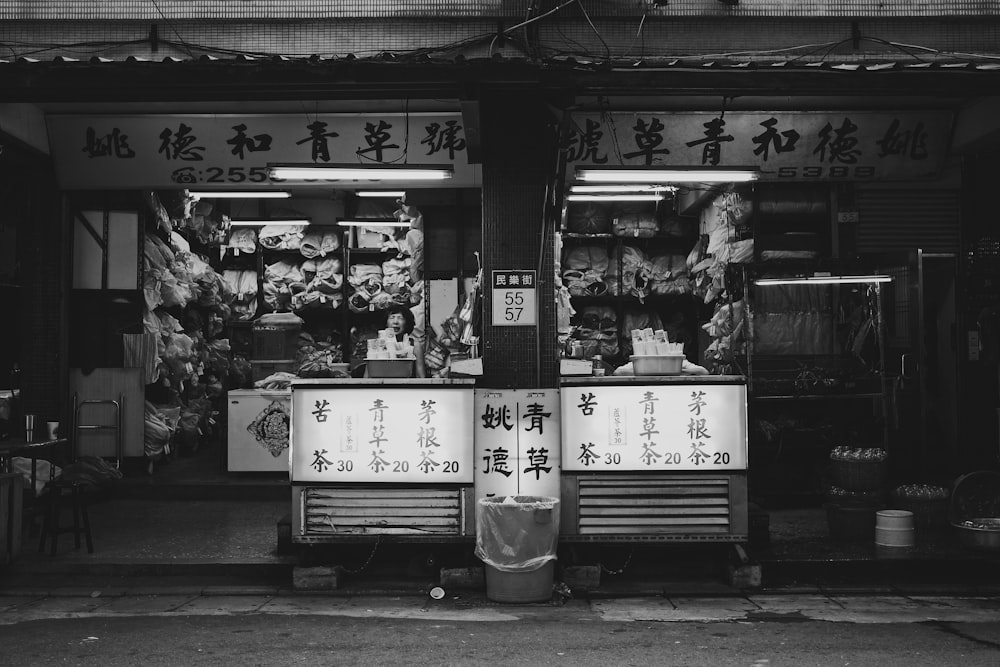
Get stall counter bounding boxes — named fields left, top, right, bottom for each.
left=290, top=378, right=477, bottom=543
left=559, top=374, right=749, bottom=542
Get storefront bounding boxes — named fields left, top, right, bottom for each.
left=40, top=107, right=485, bottom=475
left=551, top=102, right=970, bottom=550
left=3, top=45, right=1000, bottom=574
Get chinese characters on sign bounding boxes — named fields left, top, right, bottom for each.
left=474, top=389, right=560, bottom=500
left=562, top=112, right=951, bottom=181
left=290, top=386, right=474, bottom=483
left=48, top=113, right=478, bottom=189
left=560, top=383, right=747, bottom=471
left=491, top=270, right=537, bottom=327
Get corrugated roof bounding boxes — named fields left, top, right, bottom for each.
left=4, top=53, right=1000, bottom=72
left=2, top=53, right=999, bottom=106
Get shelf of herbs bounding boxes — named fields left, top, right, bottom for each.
left=139, top=191, right=481, bottom=474
left=554, top=195, right=752, bottom=541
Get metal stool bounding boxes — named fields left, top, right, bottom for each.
left=38, top=479, right=94, bottom=556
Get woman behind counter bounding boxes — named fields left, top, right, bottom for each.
left=385, top=305, right=427, bottom=378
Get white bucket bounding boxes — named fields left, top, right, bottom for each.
left=875, top=509, right=915, bottom=547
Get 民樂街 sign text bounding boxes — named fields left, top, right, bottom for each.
left=565, top=111, right=951, bottom=181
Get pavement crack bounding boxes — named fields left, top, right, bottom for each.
left=930, top=621, right=1000, bottom=650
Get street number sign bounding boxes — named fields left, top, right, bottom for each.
left=491, top=270, right=536, bottom=327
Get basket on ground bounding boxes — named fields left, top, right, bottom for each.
left=829, top=459, right=887, bottom=492
left=890, top=485, right=950, bottom=530
left=949, top=471, right=1000, bottom=551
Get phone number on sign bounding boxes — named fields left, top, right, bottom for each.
left=769, top=166, right=880, bottom=179
left=170, top=166, right=291, bottom=184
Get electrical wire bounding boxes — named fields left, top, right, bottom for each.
left=7, top=20, right=1000, bottom=69
left=624, top=13, right=647, bottom=63
left=574, top=0, right=611, bottom=62
left=505, top=0, right=578, bottom=35
left=148, top=0, right=195, bottom=59
left=859, top=36, right=929, bottom=64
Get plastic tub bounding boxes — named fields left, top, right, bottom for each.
left=475, top=496, right=559, bottom=603
left=484, top=561, right=555, bottom=603
left=875, top=510, right=915, bottom=547
left=366, top=358, right=415, bottom=378
left=953, top=518, right=1000, bottom=551
left=631, top=354, right=684, bottom=376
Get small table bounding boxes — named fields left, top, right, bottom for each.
left=0, top=437, right=71, bottom=489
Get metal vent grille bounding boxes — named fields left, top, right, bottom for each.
left=577, top=476, right=731, bottom=535
left=855, top=186, right=961, bottom=254
left=303, top=487, right=462, bottom=536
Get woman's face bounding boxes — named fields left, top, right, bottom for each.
left=387, top=312, right=407, bottom=333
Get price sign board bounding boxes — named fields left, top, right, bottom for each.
left=474, top=389, right=561, bottom=501
left=561, top=382, right=748, bottom=471
left=491, top=270, right=536, bottom=327
left=290, top=384, right=474, bottom=483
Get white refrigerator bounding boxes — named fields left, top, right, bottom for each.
left=227, top=389, right=291, bottom=472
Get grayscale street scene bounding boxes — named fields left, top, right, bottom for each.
left=2, top=1, right=1000, bottom=664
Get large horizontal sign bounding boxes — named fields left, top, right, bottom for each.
left=474, top=388, right=560, bottom=501
left=290, top=385, right=474, bottom=483
left=561, top=383, right=748, bottom=471
left=564, top=111, right=951, bottom=181
left=46, top=113, right=479, bottom=189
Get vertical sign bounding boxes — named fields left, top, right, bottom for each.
left=475, top=389, right=560, bottom=501
left=491, top=270, right=537, bottom=327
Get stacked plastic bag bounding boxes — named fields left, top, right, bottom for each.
left=648, top=253, right=691, bottom=295
left=562, top=245, right=609, bottom=297
left=263, top=260, right=305, bottom=312
left=223, top=269, right=258, bottom=321
left=293, top=257, right=344, bottom=311
left=258, top=224, right=306, bottom=251
left=606, top=245, right=652, bottom=300
left=299, top=229, right=340, bottom=258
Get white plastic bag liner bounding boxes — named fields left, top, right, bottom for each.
left=475, top=495, right=560, bottom=573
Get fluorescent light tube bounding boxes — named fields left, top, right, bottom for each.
left=577, top=168, right=759, bottom=183
left=754, top=275, right=892, bottom=286
left=569, top=185, right=676, bottom=194
left=567, top=194, right=665, bottom=202
left=189, top=191, right=291, bottom=199
left=337, top=220, right=411, bottom=228
left=355, top=191, right=406, bottom=198
left=269, top=164, right=453, bottom=181
left=230, top=218, right=311, bottom=226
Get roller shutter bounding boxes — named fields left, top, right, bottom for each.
left=855, top=185, right=961, bottom=254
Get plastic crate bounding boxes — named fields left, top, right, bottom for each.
left=252, top=328, right=300, bottom=360
left=251, top=359, right=297, bottom=382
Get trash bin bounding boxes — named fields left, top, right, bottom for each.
left=475, top=495, right=559, bottom=603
